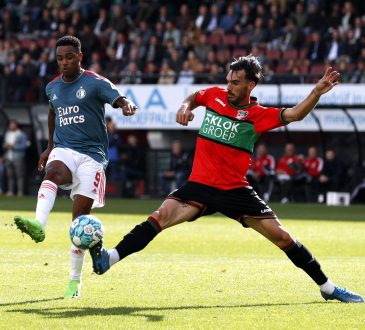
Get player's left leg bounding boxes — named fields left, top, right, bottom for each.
left=90, top=198, right=201, bottom=275
left=64, top=194, right=94, bottom=299
left=245, top=216, right=364, bottom=303
left=63, top=153, right=106, bottom=298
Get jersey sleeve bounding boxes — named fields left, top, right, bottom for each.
left=97, top=78, right=123, bottom=108
left=194, top=86, right=220, bottom=107
left=45, top=83, right=55, bottom=110
left=254, top=106, right=288, bottom=134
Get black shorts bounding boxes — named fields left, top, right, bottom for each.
left=167, top=181, right=277, bottom=227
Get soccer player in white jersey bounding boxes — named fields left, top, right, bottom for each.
left=14, top=35, right=137, bottom=298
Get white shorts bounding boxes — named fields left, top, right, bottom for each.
left=46, top=147, right=106, bottom=208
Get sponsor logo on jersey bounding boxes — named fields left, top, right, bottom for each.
left=214, top=97, right=226, bottom=107
left=52, top=94, right=58, bottom=100
left=76, top=86, right=86, bottom=99
left=199, top=109, right=257, bottom=152
left=92, top=188, right=97, bottom=194
left=57, top=105, right=85, bottom=126
left=236, top=110, right=249, bottom=120
left=201, top=112, right=240, bottom=142
left=261, top=208, right=272, bottom=213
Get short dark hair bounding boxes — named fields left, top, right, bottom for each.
left=56, top=35, right=81, bottom=52
left=229, top=54, right=263, bottom=85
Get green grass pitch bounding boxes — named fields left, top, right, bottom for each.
left=1, top=196, right=365, bottom=329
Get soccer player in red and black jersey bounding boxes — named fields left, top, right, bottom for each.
left=276, top=143, right=303, bottom=203
left=303, top=146, right=323, bottom=202
left=249, top=143, right=275, bottom=202
left=90, top=55, right=363, bottom=303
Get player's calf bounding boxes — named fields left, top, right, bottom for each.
left=90, top=217, right=162, bottom=275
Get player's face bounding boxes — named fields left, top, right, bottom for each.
left=226, top=70, right=255, bottom=105
left=56, top=45, right=83, bottom=80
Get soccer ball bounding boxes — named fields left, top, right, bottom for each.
left=69, top=215, right=104, bottom=250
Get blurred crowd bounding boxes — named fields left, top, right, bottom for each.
left=1, top=1, right=365, bottom=103
left=247, top=142, right=365, bottom=204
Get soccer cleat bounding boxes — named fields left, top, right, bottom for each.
left=89, top=241, right=110, bottom=275
left=321, top=286, right=364, bottom=303
left=64, top=280, right=81, bottom=299
left=14, top=216, right=45, bottom=243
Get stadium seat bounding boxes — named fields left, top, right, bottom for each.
left=208, top=34, right=222, bottom=46
left=299, top=64, right=309, bottom=74
left=299, top=48, right=308, bottom=59
left=266, top=49, right=281, bottom=61
left=238, top=34, right=249, bottom=47
left=232, top=47, right=247, bottom=58
left=223, top=34, right=238, bottom=46
left=276, top=64, right=288, bottom=74
left=282, top=48, right=298, bottom=61
left=310, top=64, right=326, bottom=74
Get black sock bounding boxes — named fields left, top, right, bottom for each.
left=115, top=219, right=161, bottom=260
left=283, top=241, right=328, bottom=285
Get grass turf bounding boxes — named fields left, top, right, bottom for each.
left=0, top=196, right=364, bottom=329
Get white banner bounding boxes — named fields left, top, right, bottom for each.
left=106, top=84, right=365, bottom=131
left=280, top=84, right=365, bottom=105
left=288, top=109, right=365, bottom=131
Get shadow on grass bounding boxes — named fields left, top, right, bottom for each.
left=0, top=297, right=63, bottom=307
left=7, top=301, right=326, bottom=322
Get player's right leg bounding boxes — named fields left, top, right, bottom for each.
left=245, top=216, right=364, bottom=303
left=14, top=158, right=72, bottom=242
left=90, top=198, right=201, bottom=275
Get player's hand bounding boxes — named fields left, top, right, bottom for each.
left=38, top=147, right=52, bottom=171
left=176, top=106, right=194, bottom=126
left=121, top=99, right=138, bottom=116
left=314, top=67, right=340, bottom=96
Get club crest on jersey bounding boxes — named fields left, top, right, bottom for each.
left=236, top=110, right=249, bottom=120
left=76, top=87, right=86, bottom=99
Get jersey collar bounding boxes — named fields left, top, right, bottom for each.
left=61, top=68, right=85, bottom=83
left=228, top=96, right=258, bottom=110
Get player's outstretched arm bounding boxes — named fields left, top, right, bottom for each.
left=176, top=93, right=198, bottom=126
left=115, top=96, right=138, bottom=116
left=38, top=108, right=55, bottom=171
left=282, top=67, right=340, bottom=123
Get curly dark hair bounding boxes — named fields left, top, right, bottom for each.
left=230, top=54, right=263, bottom=85
left=56, top=35, right=81, bottom=52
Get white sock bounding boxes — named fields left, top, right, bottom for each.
left=108, top=248, right=120, bottom=267
left=69, top=244, right=85, bottom=281
left=320, top=279, right=336, bottom=294
left=35, top=180, right=58, bottom=228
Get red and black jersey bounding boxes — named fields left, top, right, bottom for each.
left=252, top=154, right=276, bottom=176
left=276, top=155, right=301, bottom=176
left=303, top=156, right=323, bottom=177
left=188, top=86, right=287, bottom=189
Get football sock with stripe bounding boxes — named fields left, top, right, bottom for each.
left=283, top=240, right=328, bottom=286
left=114, top=218, right=161, bottom=261
left=69, top=244, right=85, bottom=281
left=35, top=180, right=58, bottom=228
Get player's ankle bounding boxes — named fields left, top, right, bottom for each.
left=108, top=248, right=119, bottom=267
left=320, top=279, right=335, bottom=294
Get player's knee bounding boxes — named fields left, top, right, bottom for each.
left=275, top=231, right=294, bottom=249
left=150, top=207, right=170, bottom=230
left=44, top=168, right=62, bottom=184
